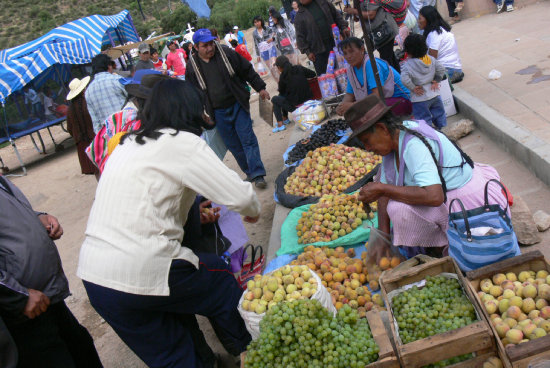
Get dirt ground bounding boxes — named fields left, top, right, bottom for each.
left=1, top=68, right=289, bottom=366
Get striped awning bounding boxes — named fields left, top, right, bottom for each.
left=0, top=10, right=140, bottom=103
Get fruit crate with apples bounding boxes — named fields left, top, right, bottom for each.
left=379, top=256, right=496, bottom=368
left=466, top=250, right=550, bottom=368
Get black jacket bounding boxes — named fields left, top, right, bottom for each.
left=294, top=0, right=348, bottom=55
left=186, top=45, right=267, bottom=122
left=279, top=65, right=316, bottom=106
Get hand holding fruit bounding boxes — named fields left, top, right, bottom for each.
left=335, top=101, right=353, bottom=116
left=199, top=200, right=220, bottom=224
left=358, top=182, right=384, bottom=204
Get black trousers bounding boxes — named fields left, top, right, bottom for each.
left=6, top=301, right=102, bottom=368
left=446, top=0, right=458, bottom=17
left=313, top=50, right=331, bottom=75
left=272, top=95, right=297, bottom=122
left=377, top=39, right=401, bottom=73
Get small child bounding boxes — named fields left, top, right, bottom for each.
left=400, top=34, right=447, bottom=129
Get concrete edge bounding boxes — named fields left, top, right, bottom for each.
left=453, top=86, right=550, bottom=187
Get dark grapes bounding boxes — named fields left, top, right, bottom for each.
left=392, top=275, right=477, bottom=345
left=244, top=300, right=379, bottom=368
left=286, top=119, right=349, bottom=165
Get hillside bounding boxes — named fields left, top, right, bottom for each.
left=0, top=0, right=278, bottom=50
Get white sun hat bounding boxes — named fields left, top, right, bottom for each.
left=66, top=76, right=91, bottom=101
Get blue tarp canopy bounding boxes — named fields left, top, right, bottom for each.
left=0, top=10, right=140, bottom=103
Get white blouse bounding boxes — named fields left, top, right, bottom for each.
left=77, top=129, right=261, bottom=296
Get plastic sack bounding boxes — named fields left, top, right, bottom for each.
left=237, top=267, right=336, bottom=340
left=318, top=74, right=338, bottom=99
left=277, top=201, right=377, bottom=256
left=326, top=51, right=336, bottom=75
left=404, top=10, right=417, bottom=30
left=334, top=69, right=348, bottom=94
left=364, top=226, right=394, bottom=266
left=290, top=100, right=327, bottom=126
left=488, top=69, right=502, bottom=80
left=254, top=62, right=269, bottom=77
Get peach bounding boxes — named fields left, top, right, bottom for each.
left=369, top=280, right=380, bottom=291
left=520, top=323, right=536, bottom=337
left=539, top=320, right=550, bottom=333
left=495, top=322, right=510, bottom=338
left=536, top=270, right=549, bottom=279
left=502, top=289, right=516, bottom=299
left=538, top=284, right=550, bottom=301
left=493, top=273, right=507, bottom=285
left=503, top=318, right=517, bottom=328
left=539, top=306, right=550, bottom=319
left=536, top=298, right=548, bottom=310
left=372, top=294, right=384, bottom=306
left=518, top=271, right=531, bottom=282
left=530, top=327, right=547, bottom=339
left=390, top=257, right=401, bottom=268
left=379, top=257, right=391, bottom=270
left=490, top=285, right=503, bottom=297
left=506, top=272, right=518, bottom=282
left=523, top=284, right=538, bottom=299
left=507, top=306, right=522, bottom=320
left=528, top=310, right=541, bottom=320
left=481, top=280, right=493, bottom=293
left=505, top=329, right=523, bottom=344
left=498, top=299, right=510, bottom=314
left=522, top=297, right=536, bottom=314
left=501, top=281, right=515, bottom=291
left=509, top=296, right=523, bottom=308
left=485, top=300, right=498, bottom=315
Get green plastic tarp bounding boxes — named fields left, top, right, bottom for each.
left=277, top=203, right=378, bottom=256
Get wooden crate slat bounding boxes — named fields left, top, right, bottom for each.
left=466, top=251, right=544, bottom=281
left=366, top=310, right=394, bottom=360
left=399, top=322, right=493, bottom=367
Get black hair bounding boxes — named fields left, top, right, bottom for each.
left=151, top=48, right=158, bottom=55
left=361, top=112, right=474, bottom=202
left=121, top=80, right=208, bottom=145
left=209, top=28, right=219, bottom=38
left=229, top=39, right=239, bottom=47
left=253, top=16, right=265, bottom=29
left=91, top=54, right=112, bottom=74
left=269, top=6, right=276, bottom=14
left=339, top=37, right=364, bottom=52
left=273, top=11, right=287, bottom=28
left=403, top=34, right=428, bottom=59
left=419, top=6, right=451, bottom=40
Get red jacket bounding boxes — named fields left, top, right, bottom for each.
left=235, top=44, right=252, bottom=61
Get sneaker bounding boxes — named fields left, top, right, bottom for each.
left=496, top=2, right=505, bottom=13
left=282, top=119, right=291, bottom=125
left=506, top=4, right=514, bottom=11
left=450, top=71, right=465, bottom=84
left=272, top=125, right=285, bottom=133
left=254, top=177, right=267, bottom=189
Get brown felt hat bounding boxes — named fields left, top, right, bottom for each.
left=344, top=94, right=398, bottom=140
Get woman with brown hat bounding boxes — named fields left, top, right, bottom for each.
left=66, top=77, right=99, bottom=176
left=345, top=95, right=509, bottom=259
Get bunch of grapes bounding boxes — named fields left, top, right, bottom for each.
left=244, top=300, right=379, bottom=368
left=392, top=275, right=477, bottom=345
left=286, top=119, right=350, bottom=165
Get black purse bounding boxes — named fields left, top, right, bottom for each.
left=370, top=20, right=394, bottom=49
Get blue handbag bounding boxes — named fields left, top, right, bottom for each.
left=448, top=179, right=520, bottom=272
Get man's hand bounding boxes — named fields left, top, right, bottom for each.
left=413, top=86, right=425, bottom=96
left=257, top=57, right=261, bottom=62
left=430, top=81, right=440, bottom=91
left=335, top=101, right=354, bottom=116
left=259, top=90, right=270, bottom=100
left=244, top=215, right=260, bottom=223
left=199, top=200, right=221, bottom=224
left=358, top=182, right=385, bottom=203
left=307, top=53, right=316, bottom=62
left=23, top=289, right=50, bottom=319
left=38, top=214, right=63, bottom=240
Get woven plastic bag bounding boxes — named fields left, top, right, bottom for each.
left=237, top=267, right=336, bottom=340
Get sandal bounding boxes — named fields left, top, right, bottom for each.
left=272, top=125, right=285, bottom=133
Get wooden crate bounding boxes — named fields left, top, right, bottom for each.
left=466, top=250, right=550, bottom=368
left=365, top=310, right=400, bottom=368
left=379, top=256, right=495, bottom=368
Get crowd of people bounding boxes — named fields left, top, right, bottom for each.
left=2, top=1, right=513, bottom=367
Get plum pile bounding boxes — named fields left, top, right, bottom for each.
left=286, top=119, right=350, bottom=165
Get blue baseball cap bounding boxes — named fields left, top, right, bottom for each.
left=119, top=69, right=161, bottom=86
left=193, top=29, right=216, bottom=44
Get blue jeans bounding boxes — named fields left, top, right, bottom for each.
left=412, top=96, right=447, bottom=129
left=214, top=102, right=266, bottom=179
left=494, top=0, right=513, bottom=4
left=83, top=254, right=251, bottom=368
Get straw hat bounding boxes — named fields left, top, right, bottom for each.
left=344, top=94, right=399, bottom=140
left=66, top=76, right=91, bottom=101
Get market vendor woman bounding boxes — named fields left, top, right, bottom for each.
left=345, top=95, right=509, bottom=258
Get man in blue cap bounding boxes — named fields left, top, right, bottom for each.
left=186, top=28, right=270, bottom=189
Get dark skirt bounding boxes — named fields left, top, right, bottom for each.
left=76, top=141, right=98, bottom=175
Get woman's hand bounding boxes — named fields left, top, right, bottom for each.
left=257, top=57, right=261, bottom=62
left=244, top=215, right=260, bottom=223
left=358, top=182, right=385, bottom=203
left=335, top=101, right=353, bottom=116
left=430, top=81, right=440, bottom=91
left=307, top=53, right=316, bottom=62
left=199, top=200, right=221, bottom=224
left=259, top=90, right=270, bottom=100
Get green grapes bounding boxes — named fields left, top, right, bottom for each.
left=392, top=275, right=477, bottom=345
left=244, top=300, right=379, bottom=368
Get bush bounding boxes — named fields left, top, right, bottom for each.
left=160, top=3, right=197, bottom=34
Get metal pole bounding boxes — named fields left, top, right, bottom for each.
left=352, top=0, right=385, bottom=103
left=1, top=102, right=26, bottom=176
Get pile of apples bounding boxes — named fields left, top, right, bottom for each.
left=477, top=269, right=550, bottom=346
left=290, top=246, right=386, bottom=316
left=284, top=144, right=381, bottom=197
left=241, top=266, right=318, bottom=315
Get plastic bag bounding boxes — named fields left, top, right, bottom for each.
left=237, top=267, right=336, bottom=340
left=364, top=226, right=404, bottom=267
left=290, top=100, right=327, bottom=127
left=488, top=69, right=502, bottom=80
left=254, top=62, right=269, bottom=77
left=274, top=164, right=380, bottom=208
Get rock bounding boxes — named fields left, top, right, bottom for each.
left=442, top=119, right=475, bottom=141
left=511, top=196, right=541, bottom=245
left=533, top=210, right=550, bottom=232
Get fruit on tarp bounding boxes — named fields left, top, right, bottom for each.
left=240, top=266, right=318, bottom=314
left=296, top=193, right=375, bottom=244
left=244, top=300, right=380, bottom=368
left=284, top=143, right=381, bottom=197
left=285, top=119, right=350, bottom=165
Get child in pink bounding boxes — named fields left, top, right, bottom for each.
left=166, top=41, right=187, bottom=76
